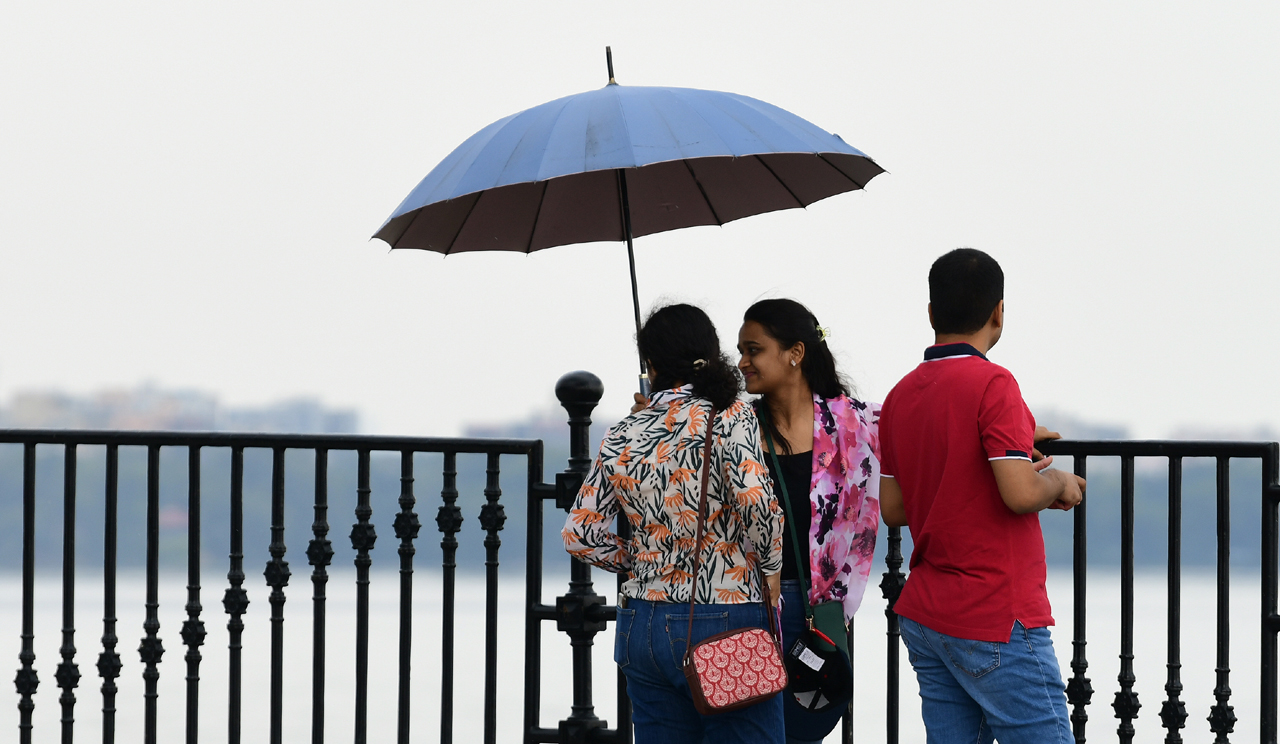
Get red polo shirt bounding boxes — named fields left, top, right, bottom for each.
left=880, top=343, right=1052, bottom=642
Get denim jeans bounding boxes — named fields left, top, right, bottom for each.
left=898, top=616, right=1072, bottom=744
left=615, top=598, right=785, bottom=744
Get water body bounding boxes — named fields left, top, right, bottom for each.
left=0, top=571, right=1269, bottom=743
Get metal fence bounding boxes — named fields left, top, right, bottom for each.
left=5, top=371, right=1279, bottom=743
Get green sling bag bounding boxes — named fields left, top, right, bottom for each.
left=759, top=411, right=850, bottom=658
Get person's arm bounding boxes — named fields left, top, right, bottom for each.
left=880, top=476, right=907, bottom=526
left=723, top=405, right=784, bottom=606
left=561, top=453, right=632, bottom=573
left=991, top=456, right=1084, bottom=513
left=877, top=401, right=908, bottom=527
left=980, top=375, right=1085, bottom=514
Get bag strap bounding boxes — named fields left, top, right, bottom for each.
left=683, top=405, right=783, bottom=666
left=758, top=406, right=815, bottom=623
left=684, top=407, right=718, bottom=659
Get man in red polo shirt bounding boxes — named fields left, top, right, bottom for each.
left=879, top=248, right=1085, bottom=744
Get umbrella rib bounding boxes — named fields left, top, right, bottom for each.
left=389, top=205, right=426, bottom=249
left=525, top=181, right=550, bottom=254
left=444, top=192, right=487, bottom=256
left=682, top=160, right=724, bottom=226
left=754, top=155, right=807, bottom=208
left=816, top=154, right=867, bottom=190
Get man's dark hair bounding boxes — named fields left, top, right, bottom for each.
left=928, top=248, right=1004, bottom=334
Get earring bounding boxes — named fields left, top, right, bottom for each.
left=790, top=360, right=797, bottom=367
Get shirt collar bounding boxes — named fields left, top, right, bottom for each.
left=923, top=343, right=988, bottom=362
left=649, top=384, right=693, bottom=407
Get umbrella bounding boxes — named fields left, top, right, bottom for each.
left=373, top=49, right=884, bottom=391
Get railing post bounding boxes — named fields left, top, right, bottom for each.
left=16, top=443, right=38, bottom=744
left=140, top=445, right=165, bottom=744
left=1113, top=456, right=1141, bottom=743
left=394, top=451, right=421, bottom=744
left=98, top=444, right=121, bottom=744
left=1068, top=456, right=1093, bottom=742
left=183, top=446, right=206, bottom=744
left=350, top=449, right=377, bottom=744
left=264, top=447, right=291, bottom=744
left=1208, top=457, right=1236, bottom=741
left=553, top=371, right=610, bottom=744
left=1262, top=444, right=1279, bottom=744
left=307, top=448, right=333, bottom=744
left=880, top=525, right=906, bottom=744
left=57, top=444, right=81, bottom=743
left=438, top=451, right=462, bottom=744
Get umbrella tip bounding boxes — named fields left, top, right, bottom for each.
left=606, top=46, right=617, bottom=85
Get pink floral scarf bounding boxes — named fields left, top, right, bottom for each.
left=806, top=395, right=882, bottom=621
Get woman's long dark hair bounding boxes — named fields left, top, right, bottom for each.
left=744, top=298, right=853, bottom=454
left=637, top=304, right=741, bottom=411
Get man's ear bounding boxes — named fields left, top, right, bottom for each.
left=927, top=303, right=935, bottom=330
left=990, top=300, right=1004, bottom=331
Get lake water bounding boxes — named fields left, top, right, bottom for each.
left=0, top=570, right=1270, bottom=743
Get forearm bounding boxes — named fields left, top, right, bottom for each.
left=744, top=508, right=785, bottom=575
left=1012, top=475, right=1064, bottom=513
left=562, top=519, right=632, bottom=572
left=991, top=460, right=1067, bottom=514
left=562, top=461, right=631, bottom=571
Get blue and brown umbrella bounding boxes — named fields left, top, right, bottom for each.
left=374, top=49, right=884, bottom=390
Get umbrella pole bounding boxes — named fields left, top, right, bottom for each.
left=617, top=169, right=650, bottom=397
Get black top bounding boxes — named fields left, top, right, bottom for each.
left=766, top=450, right=813, bottom=583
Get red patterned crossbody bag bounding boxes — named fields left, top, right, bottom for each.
left=680, top=408, right=788, bottom=715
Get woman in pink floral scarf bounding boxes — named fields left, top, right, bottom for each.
left=737, top=298, right=881, bottom=744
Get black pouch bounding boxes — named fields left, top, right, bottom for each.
left=784, top=633, right=852, bottom=713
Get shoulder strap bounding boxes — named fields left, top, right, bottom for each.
left=759, top=407, right=814, bottom=621
left=685, top=406, right=718, bottom=658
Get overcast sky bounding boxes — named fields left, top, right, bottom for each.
left=1, top=2, right=1276, bottom=438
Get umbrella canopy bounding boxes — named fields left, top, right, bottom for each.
left=373, top=83, right=884, bottom=253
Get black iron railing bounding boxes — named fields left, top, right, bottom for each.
left=6, top=372, right=1279, bottom=743
left=3, top=371, right=630, bottom=744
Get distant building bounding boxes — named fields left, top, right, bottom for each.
left=0, top=384, right=358, bottom=434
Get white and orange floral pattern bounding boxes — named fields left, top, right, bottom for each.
left=562, top=386, right=784, bottom=604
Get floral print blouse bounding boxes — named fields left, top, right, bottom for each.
left=562, top=386, right=785, bottom=604
left=798, top=395, right=882, bottom=622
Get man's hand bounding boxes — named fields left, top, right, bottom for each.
left=631, top=393, right=649, bottom=415
left=1044, top=469, right=1085, bottom=511
left=1033, top=425, right=1061, bottom=461
left=764, top=571, right=782, bottom=607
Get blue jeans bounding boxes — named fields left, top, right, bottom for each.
left=615, top=598, right=785, bottom=744
left=898, top=616, right=1072, bottom=744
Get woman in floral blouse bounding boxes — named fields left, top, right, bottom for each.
left=738, top=298, right=881, bottom=744
left=563, top=303, right=786, bottom=744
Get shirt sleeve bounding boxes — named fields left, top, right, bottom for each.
left=978, top=371, right=1035, bottom=462
left=561, top=449, right=632, bottom=573
left=720, top=404, right=785, bottom=575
